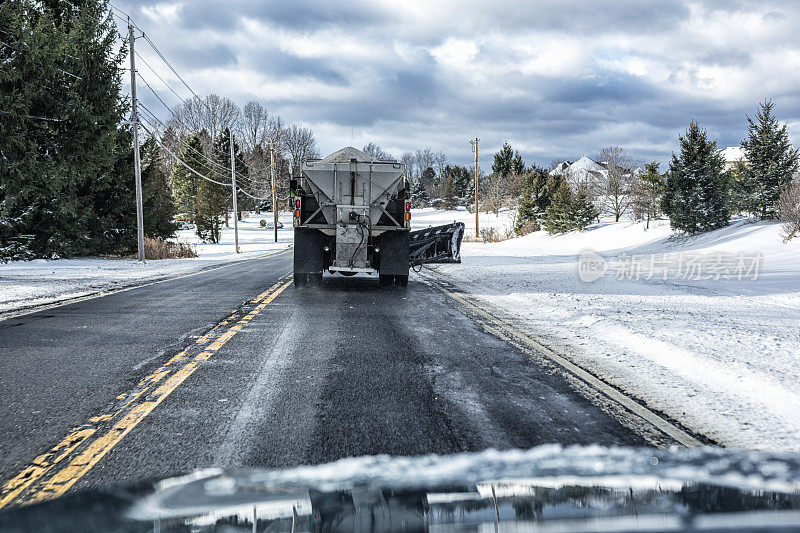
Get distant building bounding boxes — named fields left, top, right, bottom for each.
left=550, top=156, right=610, bottom=191
left=720, top=146, right=746, bottom=171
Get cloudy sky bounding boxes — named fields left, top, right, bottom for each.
left=116, top=0, right=800, bottom=170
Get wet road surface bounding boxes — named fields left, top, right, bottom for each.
left=0, top=250, right=644, bottom=502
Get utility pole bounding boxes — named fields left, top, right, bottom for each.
left=230, top=129, right=239, bottom=253
left=269, top=143, right=278, bottom=243
left=471, top=137, right=479, bottom=238
left=128, top=21, right=145, bottom=261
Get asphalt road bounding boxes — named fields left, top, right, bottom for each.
left=0, top=250, right=644, bottom=502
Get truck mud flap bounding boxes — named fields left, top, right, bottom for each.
left=409, top=222, right=465, bottom=266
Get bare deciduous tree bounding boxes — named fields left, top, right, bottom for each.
left=597, top=146, right=634, bottom=222
left=362, top=142, right=393, bottom=160
left=285, top=124, right=320, bottom=175
left=779, top=179, right=800, bottom=240
left=433, top=150, right=448, bottom=180
left=169, top=94, right=240, bottom=142
left=238, top=101, right=271, bottom=152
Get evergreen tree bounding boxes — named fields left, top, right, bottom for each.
left=544, top=180, right=574, bottom=234
left=441, top=173, right=456, bottom=209
left=633, top=161, right=665, bottom=229
left=172, top=135, right=206, bottom=222
left=420, top=166, right=436, bottom=197
left=196, top=177, right=228, bottom=243
left=569, top=183, right=600, bottom=230
left=740, top=100, right=799, bottom=219
left=492, top=141, right=525, bottom=178
left=662, top=121, right=730, bottom=233
left=140, top=137, right=178, bottom=239
left=443, top=165, right=472, bottom=201
left=1, top=0, right=129, bottom=258
left=515, top=167, right=550, bottom=234
left=211, top=128, right=247, bottom=221
left=728, top=160, right=760, bottom=216
left=410, top=178, right=429, bottom=206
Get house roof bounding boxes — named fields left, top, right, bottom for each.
left=720, top=146, right=745, bottom=163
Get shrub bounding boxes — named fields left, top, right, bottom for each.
left=142, top=237, right=197, bottom=259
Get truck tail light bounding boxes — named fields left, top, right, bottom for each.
left=405, top=201, right=410, bottom=212
left=405, top=211, right=411, bottom=221
left=294, top=209, right=300, bottom=218
left=295, top=199, right=301, bottom=209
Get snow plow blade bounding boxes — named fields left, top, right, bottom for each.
left=409, top=222, right=465, bottom=266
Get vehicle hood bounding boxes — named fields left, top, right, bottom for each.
left=2, top=445, right=800, bottom=532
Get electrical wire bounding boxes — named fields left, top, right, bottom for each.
left=140, top=121, right=234, bottom=187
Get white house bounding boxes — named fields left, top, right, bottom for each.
left=720, top=146, right=746, bottom=171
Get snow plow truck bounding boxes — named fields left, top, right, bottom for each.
left=291, top=147, right=464, bottom=288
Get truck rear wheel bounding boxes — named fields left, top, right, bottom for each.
left=394, top=274, right=408, bottom=287
left=293, top=273, right=307, bottom=287
left=379, top=274, right=394, bottom=289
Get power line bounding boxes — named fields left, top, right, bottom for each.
left=116, top=6, right=275, bottom=201
left=134, top=51, right=187, bottom=106
left=0, top=109, right=63, bottom=122
left=140, top=121, right=234, bottom=188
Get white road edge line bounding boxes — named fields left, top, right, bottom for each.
left=417, top=269, right=703, bottom=448
left=0, top=248, right=292, bottom=323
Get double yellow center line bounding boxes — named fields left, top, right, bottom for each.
left=0, top=274, right=293, bottom=509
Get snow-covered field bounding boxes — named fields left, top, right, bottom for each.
left=411, top=206, right=515, bottom=236
left=428, top=214, right=800, bottom=451
left=0, top=213, right=292, bottom=316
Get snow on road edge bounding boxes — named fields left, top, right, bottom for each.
left=429, top=215, right=800, bottom=452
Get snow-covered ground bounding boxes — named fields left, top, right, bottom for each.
left=0, top=213, right=293, bottom=316
left=428, top=215, right=800, bottom=451
left=411, top=206, right=515, bottom=237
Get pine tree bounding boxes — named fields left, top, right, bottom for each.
left=410, top=179, right=429, bottom=206
left=140, top=137, right=178, bottom=239
left=211, top=128, right=247, bottom=221
left=196, top=177, right=228, bottom=243
left=441, top=173, right=456, bottom=209
left=492, top=142, right=525, bottom=179
left=662, top=121, right=730, bottom=233
left=728, top=160, right=759, bottom=216
left=569, top=183, right=600, bottom=230
left=544, top=180, right=574, bottom=234
left=515, top=167, right=550, bottom=234
left=172, top=135, right=206, bottom=223
left=740, top=100, right=799, bottom=219
left=443, top=165, right=472, bottom=201
left=633, top=161, right=665, bottom=229
left=1, top=0, right=128, bottom=258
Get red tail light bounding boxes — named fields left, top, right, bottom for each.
left=405, top=201, right=410, bottom=212
left=295, top=199, right=301, bottom=209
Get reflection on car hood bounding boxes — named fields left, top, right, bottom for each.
left=2, top=445, right=800, bottom=532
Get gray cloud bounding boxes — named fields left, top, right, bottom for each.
left=116, top=0, right=800, bottom=168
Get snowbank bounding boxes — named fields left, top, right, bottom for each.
left=0, top=213, right=293, bottom=316
left=428, top=215, right=800, bottom=451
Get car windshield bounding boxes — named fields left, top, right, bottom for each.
left=2, top=1, right=800, bottom=531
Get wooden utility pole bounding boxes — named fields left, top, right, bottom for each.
left=269, top=143, right=278, bottom=242
left=471, top=138, right=479, bottom=238
left=128, top=21, right=145, bottom=261
left=230, top=130, right=239, bottom=253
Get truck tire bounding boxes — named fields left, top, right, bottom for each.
left=293, top=273, right=307, bottom=287
left=379, top=274, right=394, bottom=289
left=394, top=274, right=408, bottom=287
